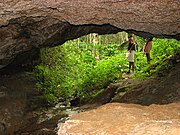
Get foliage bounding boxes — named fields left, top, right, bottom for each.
left=152, top=38, right=180, bottom=59
left=34, top=32, right=180, bottom=104
left=134, top=38, right=180, bottom=78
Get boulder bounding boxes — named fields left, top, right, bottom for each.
left=58, top=103, right=180, bottom=135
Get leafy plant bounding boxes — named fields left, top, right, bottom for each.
left=33, top=33, right=180, bottom=104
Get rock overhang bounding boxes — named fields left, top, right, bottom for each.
left=0, top=0, right=180, bottom=70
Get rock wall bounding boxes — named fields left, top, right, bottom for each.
left=0, top=0, right=180, bottom=69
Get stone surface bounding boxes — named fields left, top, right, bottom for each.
left=113, top=59, right=180, bottom=105
left=58, top=102, right=180, bottom=135
left=58, top=53, right=180, bottom=135
left=0, top=73, right=46, bottom=135
left=0, top=0, right=180, bottom=69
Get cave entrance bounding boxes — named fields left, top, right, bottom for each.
left=33, top=31, right=180, bottom=105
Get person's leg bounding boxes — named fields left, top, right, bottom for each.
left=131, top=62, right=134, bottom=73
left=127, top=62, right=131, bottom=73
left=146, top=53, right=150, bottom=64
left=131, top=51, right=135, bottom=73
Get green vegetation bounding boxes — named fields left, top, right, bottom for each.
left=134, top=38, right=180, bottom=78
left=34, top=33, right=180, bottom=104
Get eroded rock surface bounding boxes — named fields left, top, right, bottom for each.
left=58, top=55, right=180, bottom=135
left=114, top=58, right=180, bottom=105
left=58, top=103, right=180, bottom=135
left=0, top=0, right=180, bottom=69
left=0, top=73, right=47, bottom=135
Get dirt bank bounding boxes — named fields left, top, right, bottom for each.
left=113, top=62, right=180, bottom=105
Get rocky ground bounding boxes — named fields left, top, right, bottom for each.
left=0, top=57, right=179, bottom=135
left=59, top=102, right=180, bottom=135
left=0, top=72, right=84, bottom=135
left=58, top=57, right=180, bottom=134
left=0, top=73, right=49, bottom=135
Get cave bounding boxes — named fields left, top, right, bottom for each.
left=0, top=0, right=180, bottom=135
left=0, top=0, right=180, bottom=71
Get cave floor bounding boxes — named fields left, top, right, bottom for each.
left=0, top=62, right=179, bottom=135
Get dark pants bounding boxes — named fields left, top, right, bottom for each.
left=128, top=62, right=134, bottom=73
left=146, top=53, right=150, bottom=64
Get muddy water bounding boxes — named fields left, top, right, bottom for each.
left=58, top=102, right=180, bottom=135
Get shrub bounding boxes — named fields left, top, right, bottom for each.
left=34, top=34, right=180, bottom=104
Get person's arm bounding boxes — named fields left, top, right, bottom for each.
left=143, top=41, right=148, bottom=52
left=129, top=44, right=135, bottom=53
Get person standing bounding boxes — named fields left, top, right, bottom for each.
left=143, top=37, right=153, bottom=64
left=126, top=36, right=136, bottom=74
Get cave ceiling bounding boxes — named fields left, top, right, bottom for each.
left=0, top=0, right=179, bottom=69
